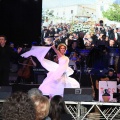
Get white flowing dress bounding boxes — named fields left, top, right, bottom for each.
left=21, top=46, right=80, bottom=96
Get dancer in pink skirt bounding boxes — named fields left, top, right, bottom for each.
left=21, top=43, right=80, bottom=96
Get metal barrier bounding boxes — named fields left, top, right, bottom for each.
left=65, top=101, right=120, bottom=120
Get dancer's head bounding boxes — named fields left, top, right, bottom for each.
left=57, top=43, right=67, bottom=55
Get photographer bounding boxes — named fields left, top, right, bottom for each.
left=95, top=68, right=119, bottom=100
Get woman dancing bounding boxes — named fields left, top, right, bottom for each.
left=21, top=44, right=80, bottom=96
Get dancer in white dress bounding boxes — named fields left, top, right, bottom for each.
left=21, top=44, right=80, bottom=96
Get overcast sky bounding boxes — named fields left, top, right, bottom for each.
left=42, top=0, right=117, bottom=9
left=42, top=0, right=97, bottom=9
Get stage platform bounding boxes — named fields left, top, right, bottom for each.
left=65, top=101, right=120, bottom=120
left=0, top=83, right=120, bottom=120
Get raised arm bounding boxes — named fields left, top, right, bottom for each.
left=51, top=45, right=63, bottom=58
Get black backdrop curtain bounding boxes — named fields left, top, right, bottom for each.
left=0, top=0, right=42, bottom=46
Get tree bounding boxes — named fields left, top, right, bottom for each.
left=42, top=9, right=54, bottom=22
left=102, top=4, right=120, bottom=22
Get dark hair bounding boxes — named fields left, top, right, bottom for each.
left=102, top=34, right=106, bottom=40
left=104, top=68, right=116, bottom=78
left=2, top=92, right=36, bottom=120
left=108, top=68, right=114, bottom=73
left=49, top=95, right=68, bottom=120
left=0, top=35, right=7, bottom=40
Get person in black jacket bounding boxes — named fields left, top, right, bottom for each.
left=0, top=35, right=22, bottom=85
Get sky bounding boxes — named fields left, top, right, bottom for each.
left=42, top=0, right=97, bottom=9
left=114, top=0, right=120, bottom=4
left=42, top=0, right=118, bottom=9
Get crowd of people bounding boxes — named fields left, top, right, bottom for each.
left=40, top=23, right=120, bottom=72
left=1, top=22, right=120, bottom=119
left=2, top=88, right=73, bottom=120
left=0, top=23, right=120, bottom=80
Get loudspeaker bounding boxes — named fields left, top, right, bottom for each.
left=37, top=74, right=46, bottom=84
left=12, top=84, right=39, bottom=93
left=63, top=88, right=93, bottom=102
left=33, top=69, right=47, bottom=84
left=0, top=86, right=12, bottom=100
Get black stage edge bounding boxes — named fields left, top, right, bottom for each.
left=12, top=83, right=40, bottom=93
left=0, top=84, right=40, bottom=100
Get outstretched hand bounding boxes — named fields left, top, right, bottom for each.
left=52, top=40, right=55, bottom=45
left=17, top=47, right=22, bottom=54
left=51, top=44, right=56, bottom=50
left=51, top=44, right=62, bottom=58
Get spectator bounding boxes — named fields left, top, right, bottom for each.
left=2, top=92, right=36, bottom=120
left=31, top=95, right=50, bottom=120
left=49, top=95, right=73, bottom=120
left=28, top=88, right=43, bottom=98
left=95, top=69, right=119, bottom=100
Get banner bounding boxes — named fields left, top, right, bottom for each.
left=99, top=81, right=117, bottom=102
